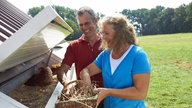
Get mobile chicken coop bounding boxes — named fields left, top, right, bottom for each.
left=0, top=0, right=74, bottom=107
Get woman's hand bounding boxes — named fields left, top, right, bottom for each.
left=80, top=68, right=92, bottom=86
left=94, top=88, right=109, bottom=107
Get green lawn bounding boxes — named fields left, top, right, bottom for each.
left=138, top=33, right=192, bottom=108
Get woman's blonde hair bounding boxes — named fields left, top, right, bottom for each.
left=98, top=14, right=139, bottom=53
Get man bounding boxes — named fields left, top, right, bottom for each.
left=57, top=6, right=103, bottom=88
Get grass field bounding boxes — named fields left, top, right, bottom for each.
left=138, top=33, right=192, bottom=108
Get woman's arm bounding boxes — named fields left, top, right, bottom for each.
left=96, top=73, right=150, bottom=100
left=80, top=62, right=101, bottom=86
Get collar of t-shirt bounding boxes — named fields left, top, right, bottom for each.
left=110, top=45, right=133, bottom=75
left=78, top=34, right=102, bottom=42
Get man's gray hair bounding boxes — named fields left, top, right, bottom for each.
left=77, top=6, right=96, bottom=20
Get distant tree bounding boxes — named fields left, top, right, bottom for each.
left=52, top=5, right=77, bottom=23
left=121, top=9, right=143, bottom=35
left=184, top=2, right=192, bottom=32
left=159, top=8, right=175, bottom=34
left=173, top=4, right=187, bottom=33
left=28, top=6, right=44, bottom=17
left=96, top=12, right=105, bottom=20
left=64, top=19, right=82, bottom=40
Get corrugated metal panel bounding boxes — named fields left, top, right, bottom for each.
left=0, top=6, right=73, bottom=72
left=0, top=0, right=31, bottom=43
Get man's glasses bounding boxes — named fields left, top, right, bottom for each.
left=78, top=21, right=92, bottom=27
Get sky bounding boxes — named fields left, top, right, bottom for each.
left=7, top=0, right=192, bottom=15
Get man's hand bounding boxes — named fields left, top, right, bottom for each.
left=56, top=64, right=70, bottom=84
left=57, top=71, right=64, bottom=84
left=57, top=72, right=69, bottom=88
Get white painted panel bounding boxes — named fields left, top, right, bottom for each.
left=45, top=64, right=76, bottom=108
left=0, top=92, right=28, bottom=108
left=45, top=82, right=63, bottom=108
left=0, top=6, right=73, bottom=72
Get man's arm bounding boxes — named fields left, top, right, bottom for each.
left=56, top=64, right=71, bottom=85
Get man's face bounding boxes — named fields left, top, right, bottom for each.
left=77, top=12, right=96, bottom=36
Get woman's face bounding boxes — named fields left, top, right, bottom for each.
left=101, top=24, right=115, bottom=49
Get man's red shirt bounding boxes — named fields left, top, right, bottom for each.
left=62, top=34, right=103, bottom=87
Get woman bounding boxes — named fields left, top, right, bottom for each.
left=80, top=14, right=151, bottom=108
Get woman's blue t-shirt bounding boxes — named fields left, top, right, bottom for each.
left=94, top=45, right=151, bottom=108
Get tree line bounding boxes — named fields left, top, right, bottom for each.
left=121, top=3, right=192, bottom=36
left=28, top=2, right=192, bottom=39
